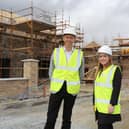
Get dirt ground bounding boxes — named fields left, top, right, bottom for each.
left=0, top=82, right=129, bottom=129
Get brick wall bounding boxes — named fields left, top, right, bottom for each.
left=0, top=78, right=29, bottom=100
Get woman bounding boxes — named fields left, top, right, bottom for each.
left=93, top=45, right=122, bottom=129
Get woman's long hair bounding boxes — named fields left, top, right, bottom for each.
left=95, top=55, right=112, bottom=78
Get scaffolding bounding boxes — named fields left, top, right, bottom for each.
left=82, top=38, right=129, bottom=82
left=0, top=6, right=56, bottom=78
left=0, top=6, right=84, bottom=79
left=113, top=37, right=129, bottom=79
left=56, top=10, right=84, bottom=48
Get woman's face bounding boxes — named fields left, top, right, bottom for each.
left=98, top=53, right=111, bottom=66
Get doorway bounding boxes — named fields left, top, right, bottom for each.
left=0, top=58, right=10, bottom=78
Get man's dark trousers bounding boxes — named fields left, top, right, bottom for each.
left=44, top=81, right=76, bottom=129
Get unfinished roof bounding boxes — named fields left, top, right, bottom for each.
left=114, top=37, right=129, bottom=40
left=119, top=42, right=129, bottom=47
left=85, top=41, right=100, bottom=49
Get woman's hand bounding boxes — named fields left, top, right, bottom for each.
left=108, top=104, right=114, bottom=114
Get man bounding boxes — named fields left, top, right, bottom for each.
left=44, top=27, right=84, bottom=129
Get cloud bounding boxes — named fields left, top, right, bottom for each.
left=0, top=0, right=129, bottom=44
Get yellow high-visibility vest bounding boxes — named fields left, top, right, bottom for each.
left=50, top=47, right=83, bottom=95
left=94, top=64, right=121, bottom=114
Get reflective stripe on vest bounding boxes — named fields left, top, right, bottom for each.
left=51, top=78, right=80, bottom=85
left=95, top=98, right=120, bottom=104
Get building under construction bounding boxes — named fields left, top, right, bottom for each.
left=0, top=6, right=84, bottom=79
left=1, top=6, right=128, bottom=84
left=83, top=39, right=129, bottom=82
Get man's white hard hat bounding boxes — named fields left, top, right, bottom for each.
left=63, top=27, right=76, bottom=37
left=98, top=45, right=112, bottom=56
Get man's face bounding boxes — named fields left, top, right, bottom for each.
left=63, top=34, right=76, bottom=45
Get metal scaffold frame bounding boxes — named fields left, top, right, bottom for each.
left=0, top=6, right=57, bottom=78
left=56, top=9, right=84, bottom=48
left=0, top=5, right=84, bottom=78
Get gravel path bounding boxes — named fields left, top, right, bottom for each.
left=0, top=92, right=96, bottom=129
left=0, top=84, right=128, bottom=129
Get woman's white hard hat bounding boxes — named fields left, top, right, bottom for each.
left=98, top=45, right=112, bottom=55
